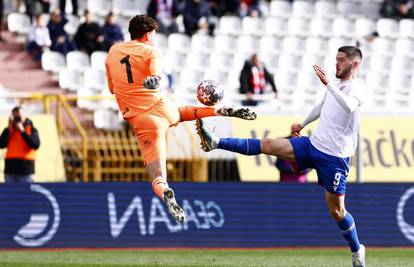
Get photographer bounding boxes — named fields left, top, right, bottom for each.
left=0, top=107, right=40, bottom=183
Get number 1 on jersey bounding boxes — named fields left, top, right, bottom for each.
left=120, top=55, right=133, bottom=83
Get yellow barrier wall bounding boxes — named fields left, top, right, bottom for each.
left=0, top=115, right=66, bottom=182
left=232, top=115, right=414, bottom=182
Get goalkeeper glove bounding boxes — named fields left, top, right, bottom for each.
left=143, top=75, right=161, bottom=89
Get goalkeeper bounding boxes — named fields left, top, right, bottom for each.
left=105, top=15, right=256, bottom=223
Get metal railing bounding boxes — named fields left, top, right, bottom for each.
left=2, top=93, right=208, bottom=182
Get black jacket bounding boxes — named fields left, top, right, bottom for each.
left=239, top=60, right=277, bottom=94
left=74, top=22, right=104, bottom=54
left=0, top=119, right=40, bottom=175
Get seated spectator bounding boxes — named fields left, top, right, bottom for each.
left=381, top=0, right=414, bottom=18
left=182, top=0, right=215, bottom=36
left=240, top=0, right=261, bottom=17
left=239, top=53, right=277, bottom=106
left=103, top=12, right=123, bottom=51
left=74, top=10, right=104, bottom=55
left=223, top=0, right=241, bottom=16
left=147, top=0, right=180, bottom=35
left=27, top=14, right=51, bottom=61
left=207, top=0, right=227, bottom=17
left=48, top=9, right=76, bottom=55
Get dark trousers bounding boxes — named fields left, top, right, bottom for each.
left=184, top=20, right=215, bottom=36
left=0, top=0, right=3, bottom=36
left=60, top=0, right=78, bottom=15
left=27, top=41, right=43, bottom=61
left=25, top=0, right=50, bottom=21
left=51, top=39, right=76, bottom=55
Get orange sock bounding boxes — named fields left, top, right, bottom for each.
left=152, top=177, right=169, bottom=199
left=178, top=106, right=216, bottom=122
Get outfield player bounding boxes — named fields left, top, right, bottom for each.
left=196, top=46, right=366, bottom=267
left=105, top=15, right=256, bottom=223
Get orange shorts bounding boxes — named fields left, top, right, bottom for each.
left=127, top=97, right=180, bottom=164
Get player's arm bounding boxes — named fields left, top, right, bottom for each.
left=325, top=83, right=361, bottom=113
left=143, top=49, right=163, bottom=89
left=291, top=94, right=325, bottom=136
left=302, top=97, right=324, bottom=127
left=149, top=51, right=163, bottom=77
left=313, top=65, right=362, bottom=113
left=105, top=62, right=114, bottom=94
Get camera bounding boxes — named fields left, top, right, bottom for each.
left=13, top=116, right=21, bottom=123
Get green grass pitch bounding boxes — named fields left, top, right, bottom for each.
left=0, top=248, right=413, bottom=267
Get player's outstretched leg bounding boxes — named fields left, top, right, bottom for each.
left=178, top=106, right=256, bottom=122
left=217, top=106, right=257, bottom=120
left=195, top=119, right=262, bottom=154
left=195, top=119, right=220, bottom=151
left=152, top=177, right=185, bottom=223
left=163, top=188, right=185, bottom=223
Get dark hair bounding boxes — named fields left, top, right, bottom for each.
left=128, top=15, right=158, bottom=40
left=338, top=46, right=363, bottom=60
left=105, top=12, right=114, bottom=24
left=12, top=106, right=22, bottom=113
left=35, top=14, right=43, bottom=21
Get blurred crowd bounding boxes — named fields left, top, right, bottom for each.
left=27, top=9, right=123, bottom=60
left=0, top=0, right=290, bottom=58
left=0, top=0, right=411, bottom=103
left=380, top=0, right=414, bottom=19
left=0, top=0, right=411, bottom=58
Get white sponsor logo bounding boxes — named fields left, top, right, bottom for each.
left=333, top=173, right=341, bottom=192
left=397, top=186, right=414, bottom=243
left=14, top=185, right=60, bottom=247
left=108, top=194, right=224, bottom=238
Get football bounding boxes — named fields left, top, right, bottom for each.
left=196, top=80, right=224, bottom=106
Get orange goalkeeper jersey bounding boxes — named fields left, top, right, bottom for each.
left=105, top=40, right=163, bottom=118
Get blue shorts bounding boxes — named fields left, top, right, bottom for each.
left=289, top=136, right=350, bottom=195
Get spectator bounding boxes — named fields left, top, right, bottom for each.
left=275, top=137, right=309, bottom=183
left=182, top=0, right=215, bottom=36
left=74, top=10, right=104, bottom=54
left=48, top=9, right=76, bottom=55
left=24, top=0, right=50, bottom=21
left=240, top=0, right=261, bottom=17
left=0, top=106, right=40, bottom=183
left=147, top=0, right=180, bottom=35
left=103, top=12, right=123, bottom=51
left=381, top=0, right=414, bottom=18
left=239, top=53, right=277, bottom=106
left=207, top=0, right=227, bottom=17
left=223, top=0, right=241, bottom=16
left=27, top=14, right=51, bottom=61
left=60, top=0, right=78, bottom=16
left=0, top=0, right=4, bottom=42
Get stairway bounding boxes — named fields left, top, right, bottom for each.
left=0, top=31, right=61, bottom=94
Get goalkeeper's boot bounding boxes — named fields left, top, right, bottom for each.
left=217, top=106, right=257, bottom=120
left=195, top=119, right=219, bottom=152
left=352, top=244, right=366, bottom=267
left=163, top=188, right=185, bottom=223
